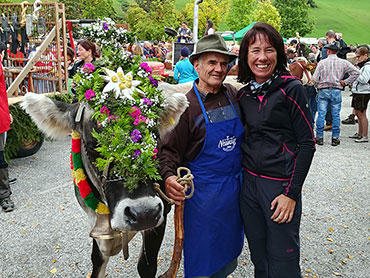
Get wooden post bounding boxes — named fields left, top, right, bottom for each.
left=54, top=2, right=63, bottom=93
left=60, top=2, right=69, bottom=94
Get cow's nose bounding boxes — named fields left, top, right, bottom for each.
left=124, top=203, right=162, bottom=227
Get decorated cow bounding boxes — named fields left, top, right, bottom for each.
left=21, top=42, right=188, bottom=277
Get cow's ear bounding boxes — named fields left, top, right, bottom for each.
left=159, top=92, right=189, bottom=139
left=21, top=93, right=78, bottom=140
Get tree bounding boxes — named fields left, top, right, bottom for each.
left=60, top=0, right=118, bottom=21
left=252, top=0, right=281, bottom=32
left=126, top=0, right=182, bottom=41
left=182, top=0, right=230, bottom=37
left=273, top=0, right=315, bottom=38
left=225, top=0, right=257, bottom=31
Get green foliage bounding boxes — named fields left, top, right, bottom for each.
left=182, top=0, right=230, bottom=36
left=126, top=0, right=182, bottom=41
left=225, top=0, right=257, bottom=31
left=252, top=0, right=281, bottom=32
left=273, top=0, right=315, bottom=38
left=5, top=104, right=43, bottom=161
left=60, top=0, right=119, bottom=21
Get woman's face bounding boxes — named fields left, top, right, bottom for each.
left=357, top=53, right=368, bottom=63
left=132, top=43, right=137, bottom=51
left=247, top=34, right=277, bottom=84
left=77, top=45, right=91, bottom=61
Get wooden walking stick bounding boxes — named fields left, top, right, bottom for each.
left=155, top=167, right=194, bottom=278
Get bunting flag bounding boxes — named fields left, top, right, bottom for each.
left=70, top=130, right=109, bottom=215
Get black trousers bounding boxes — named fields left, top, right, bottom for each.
left=240, top=170, right=302, bottom=278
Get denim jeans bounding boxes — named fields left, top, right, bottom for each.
left=316, top=89, right=342, bottom=138
left=304, top=85, right=317, bottom=126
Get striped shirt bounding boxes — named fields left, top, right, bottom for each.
left=313, top=54, right=360, bottom=90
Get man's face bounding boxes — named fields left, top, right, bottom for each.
left=182, top=23, right=187, bottom=29
left=231, top=46, right=239, bottom=55
left=194, top=52, right=228, bottom=90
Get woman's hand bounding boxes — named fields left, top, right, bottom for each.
left=9, top=114, right=13, bottom=124
left=164, top=175, right=185, bottom=206
left=270, top=194, right=296, bottom=224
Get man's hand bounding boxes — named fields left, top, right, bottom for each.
left=165, top=175, right=185, bottom=206
left=270, top=194, right=296, bottom=224
left=339, top=80, right=346, bottom=87
left=9, top=114, right=13, bottom=124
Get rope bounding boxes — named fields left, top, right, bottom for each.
left=154, top=167, right=194, bottom=205
left=20, top=1, right=28, bottom=27
left=32, top=0, right=42, bottom=22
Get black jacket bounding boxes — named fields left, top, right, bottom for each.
left=237, top=75, right=315, bottom=201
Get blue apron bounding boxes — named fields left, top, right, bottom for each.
left=183, top=83, right=245, bottom=277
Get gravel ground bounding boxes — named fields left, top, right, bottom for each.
left=0, top=89, right=369, bottom=278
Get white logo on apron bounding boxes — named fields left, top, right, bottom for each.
left=218, top=135, right=237, bottom=152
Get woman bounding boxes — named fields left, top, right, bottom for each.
left=349, top=46, right=370, bottom=143
left=204, top=20, right=215, bottom=36
left=68, top=39, right=100, bottom=79
left=173, top=46, right=198, bottom=84
left=237, top=22, right=315, bottom=278
left=131, top=43, right=145, bottom=60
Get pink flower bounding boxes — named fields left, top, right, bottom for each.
left=129, top=106, right=141, bottom=119
left=83, top=63, right=95, bottom=73
left=132, top=115, right=147, bottom=126
left=152, top=148, right=158, bottom=159
left=100, top=106, right=110, bottom=115
left=85, top=89, right=95, bottom=100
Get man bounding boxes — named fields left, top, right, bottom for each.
left=287, top=48, right=297, bottom=64
left=0, top=52, right=14, bottom=212
left=313, top=41, right=360, bottom=146
left=177, top=21, right=192, bottom=43
left=227, top=44, right=239, bottom=73
left=159, top=34, right=243, bottom=278
left=321, top=30, right=336, bottom=60
left=143, top=41, right=152, bottom=58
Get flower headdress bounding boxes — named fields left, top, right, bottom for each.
left=74, top=22, right=166, bottom=191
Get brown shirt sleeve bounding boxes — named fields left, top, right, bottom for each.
left=159, top=83, right=239, bottom=181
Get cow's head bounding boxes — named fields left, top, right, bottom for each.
left=21, top=87, right=188, bottom=232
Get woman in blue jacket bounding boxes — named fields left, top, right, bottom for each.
left=173, top=46, right=198, bottom=84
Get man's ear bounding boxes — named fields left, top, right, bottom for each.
left=193, top=60, right=200, bottom=73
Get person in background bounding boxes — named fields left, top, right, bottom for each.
left=177, top=21, right=193, bottom=43
left=173, top=46, right=198, bottom=84
left=131, top=43, right=145, bottom=59
left=160, top=34, right=243, bottom=278
left=227, top=44, right=240, bottom=74
left=143, top=41, right=153, bottom=59
left=287, top=49, right=297, bottom=64
left=204, top=20, right=215, bottom=36
left=312, top=41, right=360, bottom=146
left=349, top=46, right=370, bottom=143
left=69, top=40, right=100, bottom=79
left=0, top=42, right=14, bottom=212
left=237, top=22, right=315, bottom=278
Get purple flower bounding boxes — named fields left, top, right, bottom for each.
left=142, top=98, right=152, bottom=106
left=100, top=106, right=110, bottom=115
left=133, top=149, right=141, bottom=158
left=130, top=129, right=142, bottom=142
left=103, top=22, right=109, bottom=30
left=148, top=76, right=158, bottom=87
left=85, top=89, right=95, bottom=100
left=83, top=63, right=95, bottom=73
left=152, top=148, right=158, bottom=159
left=140, top=62, right=152, bottom=73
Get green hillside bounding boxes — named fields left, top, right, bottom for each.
left=306, top=0, right=370, bottom=45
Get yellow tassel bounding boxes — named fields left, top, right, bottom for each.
left=71, top=130, right=81, bottom=139
left=96, top=202, right=110, bottom=214
left=73, top=168, right=86, bottom=183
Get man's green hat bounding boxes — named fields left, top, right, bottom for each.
left=189, top=34, right=237, bottom=64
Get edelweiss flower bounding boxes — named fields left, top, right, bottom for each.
left=102, top=67, right=142, bottom=101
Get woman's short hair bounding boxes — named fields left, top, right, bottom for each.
left=78, top=39, right=100, bottom=59
left=356, top=46, right=369, bottom=56
left=66, top=46, right=75, bottom=61
left=238, top=22, right=288, bottom=84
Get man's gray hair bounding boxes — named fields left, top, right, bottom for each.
left=318, top=37, right=327, bottom=45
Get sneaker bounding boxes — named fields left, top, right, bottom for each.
left=349, top=132, right=362, bottom=139
left=331, top=137, right=340, bottom=146
left=0, top=197, right=14, bottom=212
left=355, top=136, right=368, bottom=143
left=315, top=137, right=323, bottom=145
left=324, top=125, right=332, bottom=131
left=342, top=114, right=356, bottom=125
